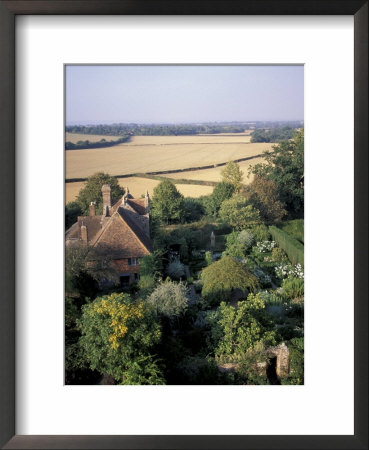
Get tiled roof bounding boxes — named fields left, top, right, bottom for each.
left=127, top=198, right=146, bottom=215
left=118, top=207, right=152, bottom=252
left=93, top=211, right=150, bottom=258
left=66, top=195, right=151, bottom=259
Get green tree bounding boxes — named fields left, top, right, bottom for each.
left=203, top=182, right=235, bottom=217
left=207, top=293, right=277, bottom=359
left=65, top=201, right=82, bottom=229
left=78, top=293, right=162, bottom=383
left=201, top=256, right=258, bottom=305
left=65, top=243, right=119, bottom=296
left=146, top=280, right=189, bottom=319
left=251, top=128, right=304, bottom=216
left=151, top=179, right=184, bottom=224
left=76, top=172, right=124, bottom=215
left=221, top=161, right=244, bottom=193
left=219, top=195, right=261, bottom=230
left=242, top=175, right=287, bottom=223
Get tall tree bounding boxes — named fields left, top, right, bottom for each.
left=203, top=181, right=235, bottom=217
left=219, top=194, right=261, bottom=230
left=76, top=172, right=124, bottom=215
left=242, top=175, right=287, bottom=223
left=251, top=128, right=304, bottom=216
left=221, top=161, right=244, bottom=193
left=151, top=179, right=184, bottom=224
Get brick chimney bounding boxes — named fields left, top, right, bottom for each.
left=145, top=190, right=150, bottom=213
left=101, top=184, right=111, bottom=215
left=89, top=202, right=96, bottom=216
left=80, top=222, right=88, bottom=245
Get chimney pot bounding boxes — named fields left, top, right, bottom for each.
left=101, top=184, right=111, bottom=213
left=89, top=202, right=96, bottom=216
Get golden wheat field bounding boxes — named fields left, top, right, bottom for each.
left=127, top=135, right=252, bottom=145
left=65, top=177, right=214, bottom=204
left=161, top=156, right=266, bottom=184
left=66, top=132, right=121, bottom=143
left=66, top=134, right=273, bottom=179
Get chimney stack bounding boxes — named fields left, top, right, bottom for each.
left=145, top=190, right=150, bottom=213
left=80, top=222, right=88, bottom=245
left=101, top=184, right=111, bottom=214
left=89, top=202, right=96, bottom=216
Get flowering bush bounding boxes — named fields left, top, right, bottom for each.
left=275, top=263, right=304, bottom=279
left=254, top=240, right=276, bottom=253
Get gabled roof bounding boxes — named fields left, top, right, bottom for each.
left=93, top=209, right=151, bottom=258
left=126, top=198, right=146, bottom=215
left=65, top=194, right=151, bottom=259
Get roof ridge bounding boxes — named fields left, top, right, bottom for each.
left=116, top=208, right=151, bottom=253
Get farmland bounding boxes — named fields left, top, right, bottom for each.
left=65, top=177, right=214, bottom=204
left=66, top=134, right=272, bottom=180
left=162, top=156, right=266, bottom=183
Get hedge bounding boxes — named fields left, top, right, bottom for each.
left=269, top=226, right=304, bottom=266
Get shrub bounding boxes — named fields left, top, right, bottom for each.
left=269, top=226, right=304, bottom=266
left=281, top=276, right=304, bottom=299
left=275, top=263, right=304, bottom=280
left=146, top=280, right=189, bottom=318
left=237, top=230, right=255, bottom=250
left=223, top=230, right=255, bottom=259
left=78, top=293, right=161, bottom=382
left=271, top=247, right=289, bottom=263
left=254, top=240, right=277, bottom=253
left=138, top=274, right=157, bottom=297
left=205, top=251, right=213, bottom=266
left=208, top=294, right=277, bottom=359
left=201, top=256, right=259, bottom=306
left=249, top=224, right=271, bottom=242
left=166, top=259, right=186, bottom=280
left=253, top=267, right=272, bottom=288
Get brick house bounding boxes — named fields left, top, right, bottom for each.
left=66, top=184, right=152, bottom=286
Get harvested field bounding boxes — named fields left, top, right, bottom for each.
left=161, top=156, right=266, bottom=183
left=128, top=135, right=252, bottom=145
left=66, top=140, right=272, bottom=179
left=66, top=132, right=121, bottom=143
left=65, top=177, right=214, bottom=204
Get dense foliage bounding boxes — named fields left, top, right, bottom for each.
left=242, top=175, right=287, bottom=223
left=75, top=172, right=124, bottom=215
left=269, top=226, right=304, bottom=266
left=219, top=195, right=261, bottom=230
left=65, top=135, right=130, bottom=150
left=221, top=161, right=244, bottom=193
left=252, top=128, right=304, bottom=216
left=201, top=256, right=258, bottom=305
left=250, top=126, right=296, bottom=143
left=208, top=294, right=277, bottom=360
left=151, top=180, right=184, bottom=224
left=78, top=293, right=162, bottom=382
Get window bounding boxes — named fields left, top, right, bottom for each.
left=128, top=257, right=139, bottom=266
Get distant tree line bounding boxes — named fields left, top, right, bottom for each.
left=65, top=135, right=130, bottom=150
left=66, top=123, right=249, bottom=136
left=250, top=126, right=297, bottom=143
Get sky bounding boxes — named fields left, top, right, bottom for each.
left=65, top=65, right=304, bottom=125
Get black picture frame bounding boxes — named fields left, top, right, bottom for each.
left=0, top=1, right=367, bottom=449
